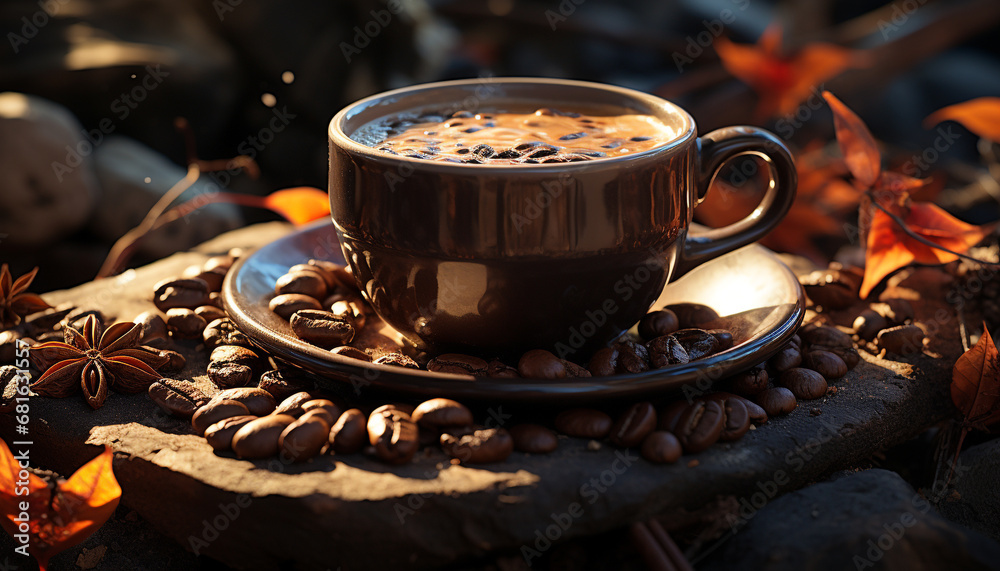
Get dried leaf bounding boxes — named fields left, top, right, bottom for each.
left=823, top=91, right=880, bottom=188
left=925, top=97, right=1000, bottom=143
left=716, top=27, right=864, bottom=120
left=861, top=203, right=995, bottom=297
left=261, top=187, right=330, bottom=226
left=0, top=441, right=120, bottom=571
left=952, top=325, right=1000, bottom=430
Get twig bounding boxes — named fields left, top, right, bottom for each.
left=631, top=519, right=694, bottom=571
left=867, top=196, right=1000, bottom=267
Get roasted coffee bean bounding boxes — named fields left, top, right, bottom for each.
left=301, top=399, right=341, bottom=426
left=183, top=264, right=228, bottom=293
left=275, top=271, right=328, bottom=300
left=587, top=347, right=619, bottom=376
left=561, top=360, right=592, bottom=378
left=640, top=431, right=682, bottom=464
left=411, top=398, right=473, bottom=429
left=853, top=309, right=888, bottom=341
left=509, top=424, right=558, bottom=454
left=23, top=302, right=75, bottom=332
left=62, top=308, right=104, bottom=332
left=211, top=387, right=277, bottom=416
left=207, top=345, right=263, bottom=389
left=373, top=353, right=419, bottom=369
left=799, top=269, right=859, bottom=310
left=330, top=346, right=372, bottom=362
left=671, top=329, right=720, bottom=360
left=780, top=368, right=828, bottom=400
left=717, top=397, right=750, bottom=441
left=368, top=408, right=419, bottom=464
left=704, top=392, right=768, bottom=424
left=613, top=340, right=650, bottom=373
left=279, top=412, right=331, bottom=462
left=148, top=379, right=210, bottom=418
left=133, top=311, right=168, bottom=344
left=708, top=329, right=734, bottom=351
left=289, top=264, right=338, bottom=290
left=731, top=366, right=768, bottom=396
left=519, top=349, right=567, bottom=378
left=803, top=350, right=848, bottom=380
left=204, top=415, right=257, bottom=451
left=811, top=345, right=861, bottom=370
left=427, top=354, right=488, bottom=375
left=372, top=403, right=417, bottom=416
left=330, top=300, right=367, bottom=331
left=877, top=325, right=925, bottom=355
left=486, top=359, right=520, bottom=378
left=194, top=305, right=226, bottom=323
left=156, top=349, right=186, bottom=373
left=204, top=254, right=236, bottom=273
left=638, top=309, right=680, bottom=340
left=665, top=303, right=719, bottom=329
left=165, top=308, right=207, bottom=339
left=192, top=399, right=251, bottom=435
left=554, top=408, right=612, bottom=439
left=800, top=325, right=853, bottom=348
left=769, top=345, right=802, bottom=372
left=658, top=401, right=688, bottom=432
left=646, top=335, right=690, bottom=368
left=329, top=408, right=367, bottom=454
left=290, top=310, right=355, bottom=348
left=675, top=400, right=724, bottom=453
left=788, top=334, right=802, bottom=349
left=232, top=414, right=296, bottom=459
left=871, top=299, right=915, bottom=325
left=153, top=277, right=211, bottom=312
left=203, top=317, right=251, bottom=349
left=755, top=387, right=797, bottom=416
left=207, top=292, right=224, bottom=309
left=441, top=428, right=513, bottom=464
left=258, top=368, right=317, bottom=401
left=269, top=293, right=323, bottom=320
left=610, top=402, right=657, bottom=447
left=274, top=391, right=317, bottom=417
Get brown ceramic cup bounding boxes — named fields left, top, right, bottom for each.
left=328, top=78, right=796, bottom=359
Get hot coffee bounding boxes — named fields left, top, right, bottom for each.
left=353, top=107, right=677, bottom=164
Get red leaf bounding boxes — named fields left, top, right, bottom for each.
left=925, top=97, right=1000, bottom=144
left=823, top=91, right=881, bottom=188
left=952, top=325, right=1000, bottom=430
left=716, top=27, right=864, bottom=120
left=0, top=441, right=120, bottom=570
left=261, top=187, right=330, bottom=226
left=860, top=203, right=995, bottom=297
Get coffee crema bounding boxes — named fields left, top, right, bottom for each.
left=355, top=108, right=678, bottom=164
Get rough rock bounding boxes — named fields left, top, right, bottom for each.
left=936, top=438, right=1000, bottom=544
left=701, top=469, right=1000, bottom=571
left=91, top=136, right=242, bottom=258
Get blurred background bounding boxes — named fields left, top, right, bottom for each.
left=1, top=0, right=999, bottom=291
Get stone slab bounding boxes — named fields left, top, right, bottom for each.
left=0, top=223, right=963, bottom=570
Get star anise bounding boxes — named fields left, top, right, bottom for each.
left=1, top=264, right=52, bottom=330
left=29, top=315, right=169, bottom=409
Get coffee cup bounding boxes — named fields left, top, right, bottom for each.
left=328, top=78, right=795, bottom=359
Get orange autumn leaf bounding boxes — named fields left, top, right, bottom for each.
left=952, top=325, right=1000, bottom=431
left=925, top=97, right=1000, bottom=143
left=861, top=203, right=995, bottom=297
left=716, top=25, right=864, bottom=121
left=261, top=187, right=330, bottom=226
left=822, top=91, right=880, bottom=188
left=0, top=441, right=121, bottom=570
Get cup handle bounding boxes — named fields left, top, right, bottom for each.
left=673, top=126, right=797, bottom=279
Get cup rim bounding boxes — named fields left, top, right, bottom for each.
left=329, top=77, right=697, bottom=171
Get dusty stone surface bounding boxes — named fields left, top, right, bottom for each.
left=0, top=223, right=965, bottom=570
left=700, top=469, right=1000, bottom=571
left=936, top=438, right=1000, bottom=543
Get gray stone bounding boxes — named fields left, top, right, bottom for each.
left=937, top=438, right=1000, bottom=543
left=0, top=223, right=967, bottom=570
left=701, top=469, right=1000, bottom=571
left=91, top=136, right=242, bottom=259
left=0, top=92, right=99, bottom=245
